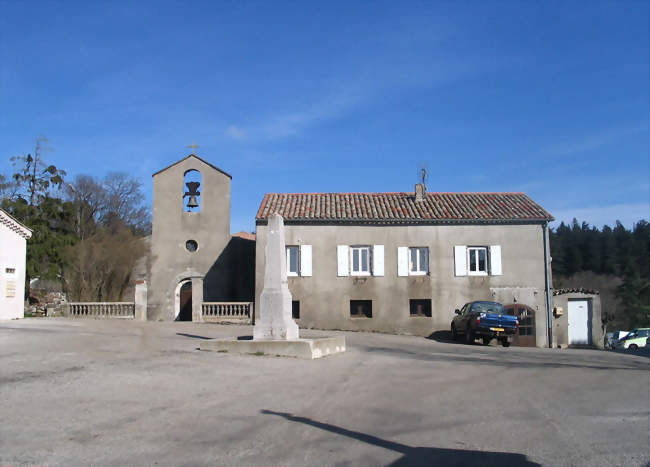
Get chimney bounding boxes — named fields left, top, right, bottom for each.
left=415, top=183, right=426, bottom=202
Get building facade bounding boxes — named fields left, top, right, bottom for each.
left=0, top=209, right=32, bottom=320
left=148, top=153, right=253, bottom=321
left=552, top=288, right=604, bottom=349
left=255, top=189, right=557, bottom=346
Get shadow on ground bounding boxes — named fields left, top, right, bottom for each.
left=176, top=333, right=213, bottom=340
left=261, top=410, right=539, bottom=467
left=427, top=330, right=459, bottom=344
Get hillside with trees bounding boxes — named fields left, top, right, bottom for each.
left=550, top=219, right=650, bottom=330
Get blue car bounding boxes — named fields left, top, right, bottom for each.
left=451, top=301, right=519, bottom=347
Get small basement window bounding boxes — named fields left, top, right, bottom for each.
left=350, top=300, right=372, bottom=318
left=5, top=268, right=16, bottom=274
left=292, top=301, right=300, bottom=319
left=410, top=299, right=432, bottom=317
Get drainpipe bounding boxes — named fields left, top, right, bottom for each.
left=542, top=221, right=553, bottom=348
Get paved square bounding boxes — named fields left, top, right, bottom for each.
left=1, top=319, right=648, bottom=466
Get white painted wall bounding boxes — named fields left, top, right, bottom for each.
left=0, top=221, right=28, bottom=320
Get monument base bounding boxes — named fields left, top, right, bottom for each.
left=200, top=336, right=346, bottom=359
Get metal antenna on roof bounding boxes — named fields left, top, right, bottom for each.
left=417, top=162, right=429, bottom=188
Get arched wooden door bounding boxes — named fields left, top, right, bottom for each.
left=504, top=304, right=536, bottom=347
left=177, top=282, right=193, bottom=321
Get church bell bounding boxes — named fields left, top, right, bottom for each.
left=184, top=181, right=201, bottom=209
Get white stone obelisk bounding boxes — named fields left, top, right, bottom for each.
left=253, top=213, right=299, bottom=340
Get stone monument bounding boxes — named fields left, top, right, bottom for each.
left=253, top=213, right=299, bottom=340
left=200, top=213, right=345, bottom=359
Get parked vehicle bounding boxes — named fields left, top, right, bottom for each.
left=606, top=330, right=630, bottom=349
left=451, top=301, right=518, bottom=347
left=614, top=328, right=650, bottom=350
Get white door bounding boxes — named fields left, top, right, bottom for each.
left=568, top=300, right=590, bottom=345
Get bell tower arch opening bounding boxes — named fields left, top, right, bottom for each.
left=183, top=169, right=202, bottom=212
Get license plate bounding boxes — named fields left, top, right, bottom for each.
left=490, top=327, right=505, bottom=332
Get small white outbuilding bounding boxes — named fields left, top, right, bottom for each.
left=0, top=209, right=32, bottom=320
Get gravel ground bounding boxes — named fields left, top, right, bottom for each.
left=1, top=318, right=648, bottom=466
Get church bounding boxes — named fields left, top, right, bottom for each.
left=147, top=152, right=254, bottom=322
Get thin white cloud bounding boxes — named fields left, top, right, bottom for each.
left=226, top=125, right=247, bottom=140
left=261, top=93, right=356, bottom=139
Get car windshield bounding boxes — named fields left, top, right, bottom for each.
left=471, top=302, right=505, bottom=314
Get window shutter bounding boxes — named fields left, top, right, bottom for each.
left=337, top=245, right=349, bottom=277
left=397, top=247, right=408, bottom=276
left=372, top=245, right=384, bottom=276
left=454, top=246, right=467, bottom=276
left=300, top=244, right=312, bottom=277
left=489, top=245, right=502, bottom=276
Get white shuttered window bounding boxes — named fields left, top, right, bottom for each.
left=489, top=245, right=502, bottom=276
left=286, top=246, right=299, bottom=276
left=350, top=246, right=371, bottom=276
left=454, top=245, right=503, bottom=276
left=300, top=244, right=312, bottom=276
left=372, top=245, right=384, bottom=276
left=337, top=245, right=349, bottom=276
left=397, top=247, right=409, bottom=276
left=454, top=246, right=467, bottom=276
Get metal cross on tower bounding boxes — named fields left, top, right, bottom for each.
left=187, top=141, right=200, bottom=154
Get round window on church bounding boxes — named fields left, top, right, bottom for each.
left=185, top=240, right=198, bottom=252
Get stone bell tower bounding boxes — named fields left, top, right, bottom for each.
left=148, top=150, right=232, bottom=321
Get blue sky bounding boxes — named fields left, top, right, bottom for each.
left=1, top=1, right=648, bottom=233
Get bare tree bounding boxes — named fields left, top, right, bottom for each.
left=101, top=172, right=150, bottom=234
left=64, top=172, right=151, bottom=236
left=62, top=223, right=145, bottom=301
left=65, top=174, right=106, bottom=240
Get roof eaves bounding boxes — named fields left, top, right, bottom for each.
left=0, top=208, right=33, bottom=239
left=152, top=154, right=232, bottom=179
left=255, top=217, right=551, bottom=226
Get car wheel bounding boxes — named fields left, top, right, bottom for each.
left=629, top=344, right=638, bottom=350
left=465, top=327, right=474, bottom=345
left=482, top=337, right=491, bottom=346
left=451, top=324, right=458, bottom=341
left=501, top=340, right=510, bottom=348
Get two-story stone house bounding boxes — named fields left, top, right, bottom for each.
left=255, top=186, right=555, bottom=346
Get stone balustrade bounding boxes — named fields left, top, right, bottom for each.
left=67, top=302, right=135, bottom=319
left=202, top=302, right=253, bottom=323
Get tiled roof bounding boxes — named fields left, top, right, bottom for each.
left=0, top=209, right=33, bottom=239
left=553, top=288, right=599, bottom=296
left=256, top=192, right=553, bottom=224
left=232, top=231, right=256, bottom=241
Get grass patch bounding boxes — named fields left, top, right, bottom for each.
left=253, top=351, right=265, bottom=356
left=217, top=350, right=228, bottom=353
